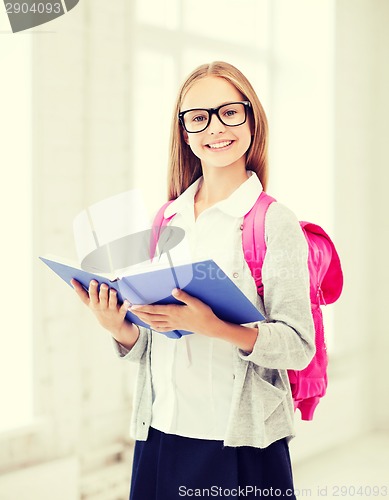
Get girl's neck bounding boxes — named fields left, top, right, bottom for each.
left=195, top=165, right=249, bottom=206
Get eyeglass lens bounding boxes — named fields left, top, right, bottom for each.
left=182, top=103, right=247, bottom=133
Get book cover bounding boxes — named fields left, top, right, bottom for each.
left=40, top=256, right=264, bottom=339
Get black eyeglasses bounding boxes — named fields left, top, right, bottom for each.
left=178, top=101, right=251, bottom=133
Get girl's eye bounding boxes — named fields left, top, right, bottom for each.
left=192, top=114, right=207, bottom=123
left=223, top=109, right=237, bottom=118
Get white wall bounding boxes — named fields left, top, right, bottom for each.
left=292, top=0, right=389, bottom=461
left=333, top=0, right=389, bottom=433
left=365, top=0, right=389, bottom=431
left=0, top=5, right=33, bottom=433
left=1, top=2, right=137, bottom=499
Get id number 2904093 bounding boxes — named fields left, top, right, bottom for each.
left=5, top=3, right=62, bottom=14
left=332, top=485, right=387, bottom=496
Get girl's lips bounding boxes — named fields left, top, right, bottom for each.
left=205, top=140, right=234, bottom=150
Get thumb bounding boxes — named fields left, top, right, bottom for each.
left=172, top=288, right=194, bottom=305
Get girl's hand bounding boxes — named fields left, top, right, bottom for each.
left=130, top=288, right=219, bottom=336
left=71, top=279, right=139, bottom=349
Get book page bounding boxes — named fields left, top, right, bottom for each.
left=73, top=189, right=152, bottom=274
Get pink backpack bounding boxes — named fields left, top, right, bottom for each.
left=151, top=191, right=344, bottom=420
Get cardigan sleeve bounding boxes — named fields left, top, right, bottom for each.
left=238, top=202, right=315, bottom=370
left=112, top=325, right=150, bottom=361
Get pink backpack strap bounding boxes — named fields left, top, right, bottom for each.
left=149, top=201, right=174, bottom=260
left=242, top=191, right=276, bottom=295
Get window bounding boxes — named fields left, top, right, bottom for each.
left=267, top=1, right=335, bottom=350
left=0, top=26, right=33, bottom=432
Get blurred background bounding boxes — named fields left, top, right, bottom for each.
left=0, top=0, right=388, bottom=498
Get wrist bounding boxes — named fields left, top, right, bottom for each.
left=207, top=318, right=259, bottom=352
left=112, top=322, right=140, bottom=350
left=200, top=315, right=224, bottom=338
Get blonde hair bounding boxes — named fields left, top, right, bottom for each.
left=167, top=61, right=269, bottom=200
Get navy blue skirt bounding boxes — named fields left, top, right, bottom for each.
left=130, top=427, right=296, bottom=499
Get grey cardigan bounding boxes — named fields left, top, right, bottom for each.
left=115, top=202, right=315, bottom=448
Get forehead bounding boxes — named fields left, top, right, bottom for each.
left=181, top=76, right=244, bottom=110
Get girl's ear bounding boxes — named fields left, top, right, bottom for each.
left=182, top=130, right=189, bottom=145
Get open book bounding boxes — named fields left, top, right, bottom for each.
left=40, top=189, right=264, bottom=338
left=39, top=255, right=264, bottom=339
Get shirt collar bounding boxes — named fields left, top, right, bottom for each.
left=164, top=170, right=263, bottom=219
left=164, top=177, right=203, bottom=218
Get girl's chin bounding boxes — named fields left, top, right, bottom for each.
left=201, top=160, right=245, bottom=170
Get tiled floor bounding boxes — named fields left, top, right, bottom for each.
left=292, top=432, right=389, bottom=499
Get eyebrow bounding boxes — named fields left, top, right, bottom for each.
left=180, top=101, right=242, bottom=111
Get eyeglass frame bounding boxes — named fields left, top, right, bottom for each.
left=178, top=101, right=252, bottom=134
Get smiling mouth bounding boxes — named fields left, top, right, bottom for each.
left=206, top=140, right=233, bottom=149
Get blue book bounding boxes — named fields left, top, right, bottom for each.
left=39, top=256, right=264, bottom=339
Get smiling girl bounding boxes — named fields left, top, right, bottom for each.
left=72, top=61, right=315, bottom=499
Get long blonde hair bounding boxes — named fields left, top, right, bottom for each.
left=167, top=61, right=269, bottom=200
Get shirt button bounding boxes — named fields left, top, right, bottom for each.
left=233, top=272, right=239, bottom=279
left=240, top=224, right=244, bottom=230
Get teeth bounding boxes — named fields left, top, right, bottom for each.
left=208, top=141, right=232, bottom=149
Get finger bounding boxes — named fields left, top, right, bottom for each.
left=152, top=326, right=166, bottom=332
left=129, top=304, right=146, bottom=313
left=99, top=283, right=109, bottom=308
left=88, top=280, right=100, bottom=306
left=130, top=304, right=173, bottom=315
left=71, top=279, right=90, bottom=306
left=108, top=288, right=118, bottom=310
left=172, top=288, right=195, bottom=305
left=131, top=310, right=168, bottom=323
left=119, top=299, right=131, bottom=316
left=150, top=320, right=171, bottom=331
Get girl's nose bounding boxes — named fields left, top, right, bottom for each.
left=207, top=113, right=226, bottom=134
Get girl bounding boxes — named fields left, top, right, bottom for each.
left=72, top=61, right=315, bottom=499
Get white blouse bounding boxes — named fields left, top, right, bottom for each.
left=150, top=171, right=263, bottom=440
